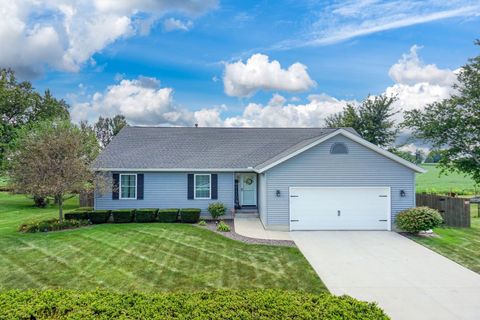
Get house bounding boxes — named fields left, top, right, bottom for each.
left=93, top=127, right=425, bottom=231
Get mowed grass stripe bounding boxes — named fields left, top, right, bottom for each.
left=0, top=192, right=325, bottom=293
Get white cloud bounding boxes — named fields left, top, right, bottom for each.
left=163, top=18, right=193, bottom=32
left=71, top=76, right=193, bottom=125
left=223, top=54, right=316, bottom=97
left=222, top=94, right=352, bottom=127
left=388, top=45, right=458, bottom=86
left=72, top=46, right=458, bottom=133
left=274, top=1, right=480, bottom=49
left=268, top=93, right=287, bottom=107
left=385, top=45, right=458, bottom=122
left=0, top=0, right=217, bottom=77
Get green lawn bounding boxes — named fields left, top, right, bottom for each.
left=0, top=192, right=325, bottom=293
left=411, top=204, right=480, bottom=273
left=416, top=164, right=478, bottom=195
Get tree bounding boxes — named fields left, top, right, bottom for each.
left=0, top=69, right=69, bottom=170
left=403, top=40, right=480, bottom=184
left=389, top=148, right=423, bottom=165
left=8, top=120, right=100, bottom=222
left=325, top=94, right=399, bottom=147
left=94, top=115, right=128, bottom=148
left=424, top=150, right=442, bottom=163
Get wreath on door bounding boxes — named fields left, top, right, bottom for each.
left=245, top=177, right=253, bottom=185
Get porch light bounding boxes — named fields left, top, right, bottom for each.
left=400, top=190, right=406, bottom=197
left=276, top=190, right=281, bottom=197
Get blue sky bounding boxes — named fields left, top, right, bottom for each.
left=2, top=0, right=479, bottom=129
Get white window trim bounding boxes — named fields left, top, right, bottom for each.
left=119, top=173, right=137, bottom=200
left=194, top=174, right=211, bottom=200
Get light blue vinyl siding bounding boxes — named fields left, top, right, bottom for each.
left=258, top=173, right=267, bottom=225
left=95, top=172, right=234, bottom=213
left=265, top=135, right=416, bottom=229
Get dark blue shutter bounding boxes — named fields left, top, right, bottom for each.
left=187, top=174, right=194, bottom=199
left=211, top=174, right=218, bottom=199
left=137, top=174, right=144, bottom=200
left=112, top=173, right=119, bottom=200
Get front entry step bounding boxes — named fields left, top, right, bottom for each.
left=235, top=208, right=259, bottom=218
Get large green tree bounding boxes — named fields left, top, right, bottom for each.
left=326, top=94, right=399, bottom=147
left=0, top=69, right=69, bottom=170
left=403, top=40, right=480, bottom=184
left=8, top=121, right=100, bottom=222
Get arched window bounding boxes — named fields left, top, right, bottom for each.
left=330, top=142, right=348, bottom=154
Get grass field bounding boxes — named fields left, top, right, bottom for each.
left=412, top=204, right=480, bottom=273
left=416, top=164, right=478, bottom=195
left=0, top=192, right=325, bottom=293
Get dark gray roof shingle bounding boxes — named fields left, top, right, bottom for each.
left=93, top=127, right=357, bottom=170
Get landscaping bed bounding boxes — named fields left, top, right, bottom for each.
left=200, top=219, right=296, bottom=247
left=0, top=289, right=389, bottom=320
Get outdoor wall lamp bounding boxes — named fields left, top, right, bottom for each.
left=276, top=190, right=281, bottom=197
left=400, top=190, right=406, bottom=197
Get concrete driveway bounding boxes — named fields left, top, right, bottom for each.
left=291, top=231, right=480, bottom=320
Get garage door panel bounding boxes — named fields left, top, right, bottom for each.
left=290, top=187, right=390, bottom=230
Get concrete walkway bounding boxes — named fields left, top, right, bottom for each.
left=291, top=231, right=480, bottom=320
left=234, top=217, right=291, bottom=240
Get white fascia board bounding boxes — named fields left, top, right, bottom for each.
left=256, top=129, right=426, bottom=173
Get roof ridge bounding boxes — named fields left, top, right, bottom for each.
left=127, top=126, right=340, bottom=129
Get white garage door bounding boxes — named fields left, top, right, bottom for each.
left=289, top=187, right=391, bottom=231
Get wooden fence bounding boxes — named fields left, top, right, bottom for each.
left=416, top=193, right=470, bottom=228
left=79, top=191, right=94, bottom=208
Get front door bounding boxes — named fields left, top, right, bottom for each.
left=240, top=174, right=257, bottom=206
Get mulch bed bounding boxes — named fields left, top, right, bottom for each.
left=198, top=219, right=296, bottom=247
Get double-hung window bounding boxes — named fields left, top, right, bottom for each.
left=120, top=174, right=137, bottom=199
left=194, top=174, right=211, bottom=199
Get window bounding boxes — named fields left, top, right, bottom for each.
left=330, top=142, right=348, bottom=154
left=194, top=174, right=211, bottom=199
left=120, top=174, right=137, bottom=199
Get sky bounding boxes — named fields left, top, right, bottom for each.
left=1, top=0, right=479, bottom=143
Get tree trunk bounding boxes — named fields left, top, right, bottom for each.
left=58, top=195, right=63, bottom=223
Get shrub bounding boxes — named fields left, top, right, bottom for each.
left=208, top=202, right=227, bottom=219
left=135, top=209, right=157, bottom=223
left=396, top=206, right=443, bottom=233
left=112, top=210, right=134, bottom=223
left=157, top=208, right=179, bottom=223
left=180, top=208, right=201, bottom=223
left=33, top=195, right=49, bottom=208
left=18, top=219, right=89, bottom=233
left=0, top=289, right=389, bottom=319
left=198, top=220, right=207, bottom=226
left=217, top=220, right=231, bottom=232
left=89, top=210, right=111, bottom=224
left=75, top=207, right=93, bottom=212
left=64, top=211, right=89, bottom=220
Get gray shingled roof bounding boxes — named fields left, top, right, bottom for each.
left=93, top=127, right=358, bottom=170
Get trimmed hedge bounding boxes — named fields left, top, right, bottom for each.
left=64, top=211, right=89, bottom=220
left=180, top=208, right=201, bottom=223
left=158, top=208, right=179, bottom=223
left=0, top=289, right=389, bottom=319
left=112, top=210, right=134, bottom=223
left=89, top=210, right=111, bottom=224
left=135, top=209, right=158, bottom=223
left=396, top=206, right=443, bottom=233
left=18, top=219, right=89, bottom=233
